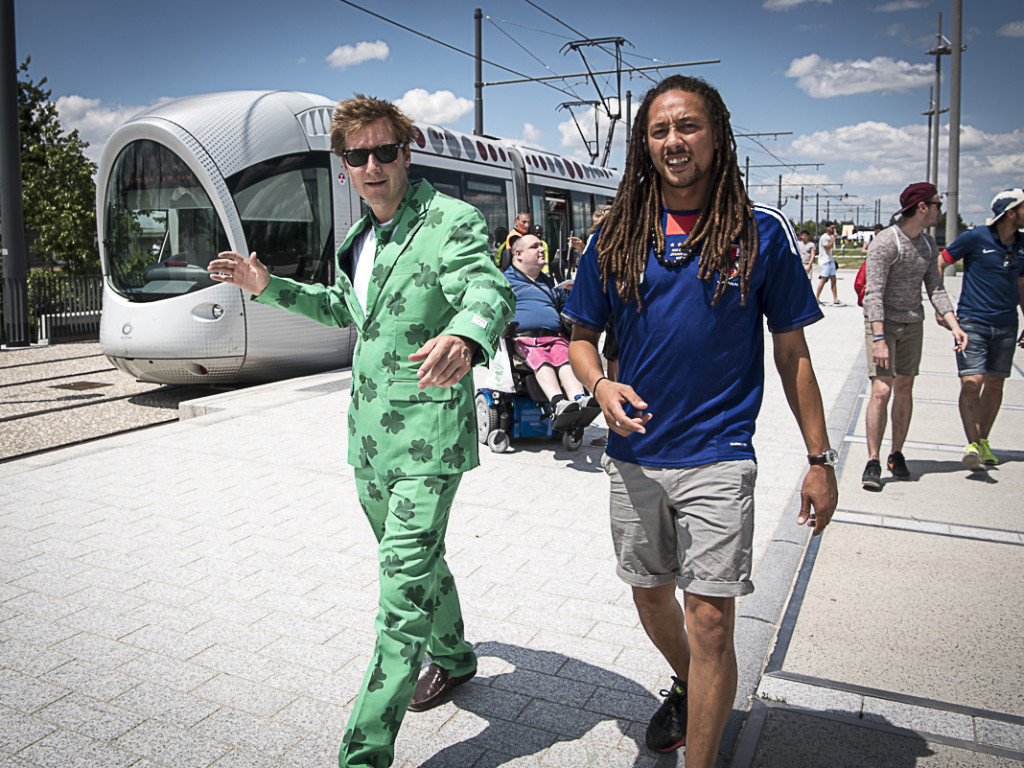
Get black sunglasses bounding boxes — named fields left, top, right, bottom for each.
left=341, top=143, right=406, bottom=167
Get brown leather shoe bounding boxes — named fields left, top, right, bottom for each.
left=407, top=663, right=476, bottom=712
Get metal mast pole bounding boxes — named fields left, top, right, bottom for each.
left=931, top=13, right=942, bottom=190
left=474, top=8, right=483, bottom=135
left=625, top=90, right=631, bottom=148
left=926, top=13, right=954, bottom=240
left=1, top=0, right=31, bottom=346
left=924, top=86, right=933, bottom=183
left=815, top=194, right=820, bottom=240
left=945, top=0, right=963, bottom=248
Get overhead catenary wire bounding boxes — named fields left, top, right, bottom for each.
left=333, top=0, right=581, bottom=101
left=484, top=16, right=587, bottom=102
left=518, top=0, right=656, bottom=85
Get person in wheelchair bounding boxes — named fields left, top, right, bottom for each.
left=503, top=234, right=595, bottom=426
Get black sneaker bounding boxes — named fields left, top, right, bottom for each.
left=645, top=676, right=687, bottom=753
left=887, top=451, right=911, bottom=480
left=861, top=459, right=882, bottom=490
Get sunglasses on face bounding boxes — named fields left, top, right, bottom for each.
left=341, top=143, right=406, bottom=167
left=925, top=200, right=942, bottom=209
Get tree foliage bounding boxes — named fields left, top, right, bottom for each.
left=18, top=57, right=99, bottom=274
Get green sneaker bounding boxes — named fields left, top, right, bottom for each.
left=962, top=442, right=983, bottom=471
left=978, top=439, right=998, bottom=465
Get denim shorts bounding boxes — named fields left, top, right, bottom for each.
left=602, top=455, right=756, bottom=598
left=956, top=319, right=1018, bottom=378
left=818, top=260, right=837, bottom=278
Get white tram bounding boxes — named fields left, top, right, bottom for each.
left=97, top=90, right=620, bottom=384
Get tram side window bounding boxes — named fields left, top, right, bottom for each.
left=571, top=192, right=592, bottom=237
left=104, top=140, right=229, bottom=302
left=227, top=154, right=333, bottom=286
left=464, top=177, right=506, bottom=247
left=410, top=165, right=509, bottom=252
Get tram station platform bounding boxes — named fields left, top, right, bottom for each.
left=2, top=274, right=1022, bottom=767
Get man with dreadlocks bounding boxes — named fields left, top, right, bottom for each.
left=563, top=75, right=838, bottom=767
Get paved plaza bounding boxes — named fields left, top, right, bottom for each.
left=2, top=275, right=1022, bottom=767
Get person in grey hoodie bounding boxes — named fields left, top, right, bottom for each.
left=860, top=182, right=968, bottom=489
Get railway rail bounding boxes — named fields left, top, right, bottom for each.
left=0, top=342, right=226, bottom=463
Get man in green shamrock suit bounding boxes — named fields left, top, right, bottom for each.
left=209, top=94, right=514, bottom=768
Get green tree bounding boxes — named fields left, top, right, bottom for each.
left=17, top=57, right=98, bottom=274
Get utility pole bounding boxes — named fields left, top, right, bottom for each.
left=474, top=8, right=483, bottom=135
left=1, top=0, right=31, bottom=346
left=625, top=90, right=631, bottom=147
left=945, top=0, right=963, bottom=250
left=921, top=86, right=948, bottom=185
left=925, top=13, right=950, bottom=195
left=815, top=193, right=820, bottom=240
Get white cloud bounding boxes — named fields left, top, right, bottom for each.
left=763, top=0, right=831, bottom=10
left=522, top=122, right=542, bottom=143
left=789, top=121, right=927, bottom=163
left=55, top=95, right=166, bottom=163
left=785, top=121, right=1024, bottom=223
left=873, top=0, right=928, bottom=11
left=996, top=21, right=1024, bottom=37
left=555, top=99, right=628, bottom=162
left=394, top=89, right=473, bottom=125
left=325, top=40, right=389, bottom=70
left=785, top=54, right=932, bottom=97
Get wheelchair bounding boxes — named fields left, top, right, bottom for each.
left=475, top=324, right=601, bottom=453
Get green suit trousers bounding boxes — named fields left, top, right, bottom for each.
left=339, top=468, right=477, bottom=768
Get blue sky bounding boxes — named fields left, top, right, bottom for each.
left=15, top=0, right=1024, bottom=226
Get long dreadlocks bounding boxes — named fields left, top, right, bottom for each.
left=596, top=75, right=759, bottom=307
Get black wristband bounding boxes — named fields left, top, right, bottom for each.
left=592, top=376, right=609, bottom=396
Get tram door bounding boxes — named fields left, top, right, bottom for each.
left=543, top=191, right=569, bottom=281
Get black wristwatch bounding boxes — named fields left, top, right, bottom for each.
left=808, top=448, right=839, bottom=467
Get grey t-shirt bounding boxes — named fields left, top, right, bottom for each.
left=863, top=225, right=953, bottom=324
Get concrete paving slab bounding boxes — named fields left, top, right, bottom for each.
left=836, top=444, right=1024, bottom=531
left=750, top=708, right=1014, bottom=768
left=850, top=398, right=1024, bottom=453
left=779, top=523, right=1024, bottom=716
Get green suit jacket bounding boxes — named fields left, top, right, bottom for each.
left=256, top=180, right=515, bottom=478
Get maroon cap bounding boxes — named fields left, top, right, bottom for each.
left=894, top=182, right=938, bottom=217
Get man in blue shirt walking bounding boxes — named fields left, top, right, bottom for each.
left=940, top=188, right=1024, bottom=469
left=564, top=75, right=838, bottom=768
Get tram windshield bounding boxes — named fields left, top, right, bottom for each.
left=226, top=153, right=333, bottom=285
left=103, top=140, right=229, bottom=302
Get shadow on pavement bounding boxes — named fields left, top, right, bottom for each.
left=751, top=708, right=935, bottom=767
left=418, top=641, right=659, bottom=767
left=902, top=458, right=1001, bottom=484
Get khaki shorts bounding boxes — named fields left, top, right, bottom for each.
left=602, top=455, right=756, bottom=598
left=865, top=319, right=923, bottom=378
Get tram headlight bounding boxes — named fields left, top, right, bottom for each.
left=191, top=303, right=225, bottom=321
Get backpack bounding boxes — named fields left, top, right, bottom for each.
left=854, top=260, right=868, bottom=306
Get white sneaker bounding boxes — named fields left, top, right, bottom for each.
left=553, top=399, right=579, bottom=419
left=574, top=394, right=597, bottom=409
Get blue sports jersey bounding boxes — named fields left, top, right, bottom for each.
left=943, top=225, right=1024, bottom=327
left=563, top=205, right=822, bottom=468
